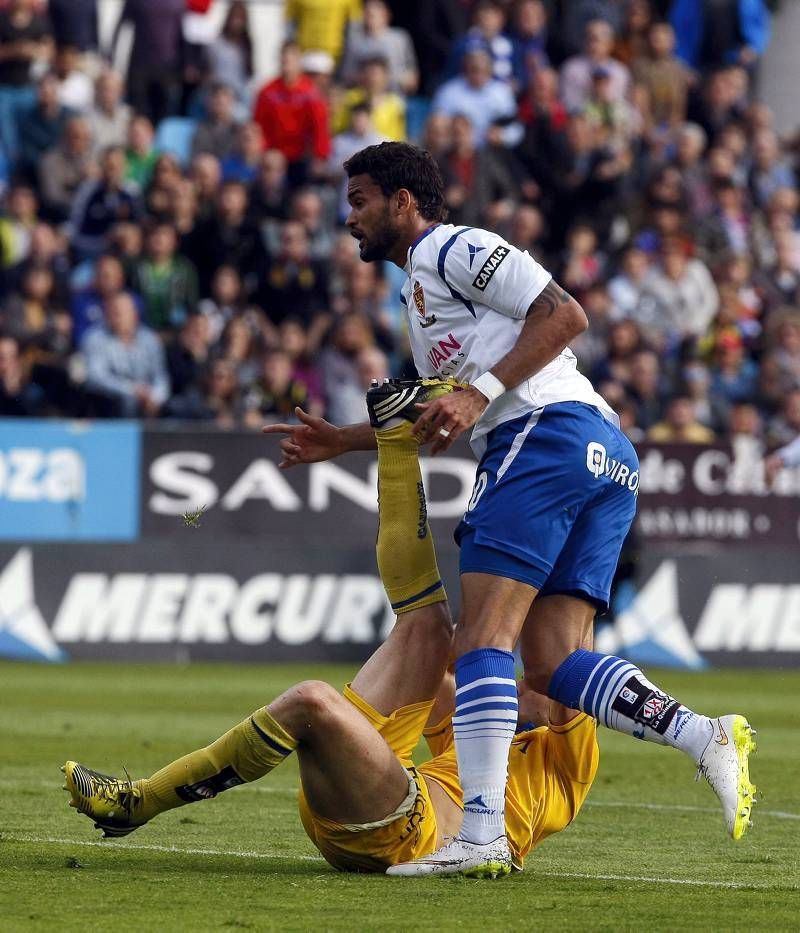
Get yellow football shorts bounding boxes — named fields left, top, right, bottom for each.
left=297, top=685, right=440, bottom=873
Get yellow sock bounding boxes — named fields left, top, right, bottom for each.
left=135, top=708, right=298, bottom=821
left=375, top=423, right=447, bottom=614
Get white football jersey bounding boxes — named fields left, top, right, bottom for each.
left=400, top=223, right=615, bottom=453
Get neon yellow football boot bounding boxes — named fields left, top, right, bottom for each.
left=62, top=760, right=147, bottom=839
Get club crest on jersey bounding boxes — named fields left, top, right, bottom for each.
left=413, top=279, right=437, bottom=328
left=472, top=244, right=510, bottom=291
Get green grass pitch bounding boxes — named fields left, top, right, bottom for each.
left=2, top=662, right=798, bottom=931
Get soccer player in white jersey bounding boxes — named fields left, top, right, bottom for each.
left=266, top=142, right=756, bottom=877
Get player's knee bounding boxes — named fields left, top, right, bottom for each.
left=393, top=603, right=454, bottom=655
left=283, top=680, right=343, bottom=729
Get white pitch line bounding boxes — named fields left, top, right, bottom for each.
left=3, top=835, right=797, bottom=891
left=585, top=800, right=800, bottom=821
left=2, top=834, right=323, bottom=862
left=534, top=870, right=795, bottom=892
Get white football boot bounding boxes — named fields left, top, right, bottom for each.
left=695, top=714, right=757, bottom=840
left=386, top=835, right=513, bottom=878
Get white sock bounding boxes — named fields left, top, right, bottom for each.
left=453, top=648, right=517, bottom=845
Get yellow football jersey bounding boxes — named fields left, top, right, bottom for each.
left=420, top=712, right=599, bottom=867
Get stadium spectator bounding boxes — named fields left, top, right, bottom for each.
left=124, top=115, right=158, bottom=191
left=446, top=0, right=514, bottom=85
left=88, top=69, right=131, bottom=153
left=38, top=115, right=95, bottom=223
left=190, top=153, right=223, bottom=223
left=560, top=222, right=607, bottom=296
left=165, top=355, right=244, bottom=427
left=192, top=83, right=241, bottom=161
left=709, top=331, right=760, bottom=410
left=767, top=388, right=800, bottom=448
left=726, top=400, right=763, bottom=445
left=406, top=0, right=470, bottom=96
left=219, top=315, right=260, bottom=387
left=674, top=122, right=712, bottom=219
left=329, top=103, right=383, bottom=221
left=221, top=122, right=264, bottom=184
left=186, top=179, right=265, bottom=297
left=130, top=222, right=199, bottom=332
left=749, top=129, right=795, bottom=210
left=627, top=348, right=667, bottom=430
left=509, top=0, right=548, bottom=89
left=278, top=316, right=325, bottom=415
left=206, top=2, right=254, bottom=111
left=144, top=153, right=183, bottom=220
left=560, top=19, right=631, bottom=115
left=247, top=149, right=291, bottom=224
left=82, top=290, right=169, bottom=418
left=639, top=239, right=719, bottom=345
left=3, top=219, right=70, bottom=307
left=612, top=0, right=653, bottom=67
left=0, top=332, right=46, bottom=415
left=319, top=312, right=376, bottom=425
left=632, top=21, right=689, bottom=134
left=53, top=43, right=93, bottom=113
left=341, top=0, right=418, bottom=93
left=431, top=47, right=517, bottom=147
left=16, top=71, right=70, bottom=182
left=0, top=0, right=53, bottom=156
left=682, top=358, right=727, bottom=432
left=335, top=55, right=405, bottom=141
left=607, top=246, right=651, bottom=320
left=165, top=311, right=212, bottom=398
left=288, top=188, right=335, bottom=262
left=70, top=253, right=128, bottom=346
left=259, top=220, right=329, bottom=331
left=68, top=145, right=141, bottom=260
left=197, top=264, right=247, bottom=343
left=285, top=0, right=362, bottom=61
left=3, top=263, right=71, bottom=357
left=253, top=40, right=331, bottom=188
left=0, top=183, right=37, bottom=270
left=112, top=0, right=185, bottom=126
left=438, top=113, right=517, bottom=228
left=648, top=395, right=716, bottom=443
left=505, top=203, right=548, bottom=262
left=47, top=0, right=98, bottom=56
left=670, top=0, right=770, bottom=71
left=558, top=0, right=627, bottom=59
left=243, top=347, right=310, bottom=427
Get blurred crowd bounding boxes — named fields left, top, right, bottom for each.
left=1, top=0, right=798, bottom=450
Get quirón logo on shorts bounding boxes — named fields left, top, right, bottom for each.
left=586, top=441, right=639, bottom=493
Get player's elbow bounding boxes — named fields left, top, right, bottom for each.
left=563, top=298, right=589, bottom=340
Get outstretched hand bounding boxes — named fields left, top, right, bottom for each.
left=413, top=386, right=488, bottom=454
left=262, top=408, right=344, bottom=469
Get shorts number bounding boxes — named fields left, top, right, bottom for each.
left=467, top=471, right=488, bottom=511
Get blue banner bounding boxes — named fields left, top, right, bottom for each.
left=0, top=420, right=141, bottom=541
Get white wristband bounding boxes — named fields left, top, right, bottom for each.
left=472, top=372, right=506, bottom=403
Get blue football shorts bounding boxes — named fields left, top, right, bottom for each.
left=456, top=401, right=639, bottom=611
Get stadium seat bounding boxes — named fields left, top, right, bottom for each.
left=154, top=117, right=199, bottom=167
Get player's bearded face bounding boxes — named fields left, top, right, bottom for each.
left=347, top=177, right=402, bottom=262
left=356, top=200, right=400, bottom=261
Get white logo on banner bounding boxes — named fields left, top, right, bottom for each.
left=0, top=549, right=64, bottom=660
left=596, top=561, right=706, bottom=669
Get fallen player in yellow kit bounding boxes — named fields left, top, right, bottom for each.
left=62, top=382, right=599, bottom=877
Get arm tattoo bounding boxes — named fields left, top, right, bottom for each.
left=528, top=280, right=572, bottom=318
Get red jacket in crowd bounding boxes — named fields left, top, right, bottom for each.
left=253, top=75, right=331, bottom=163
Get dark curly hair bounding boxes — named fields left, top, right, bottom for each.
left=344, top=142, right=447, bottom=222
